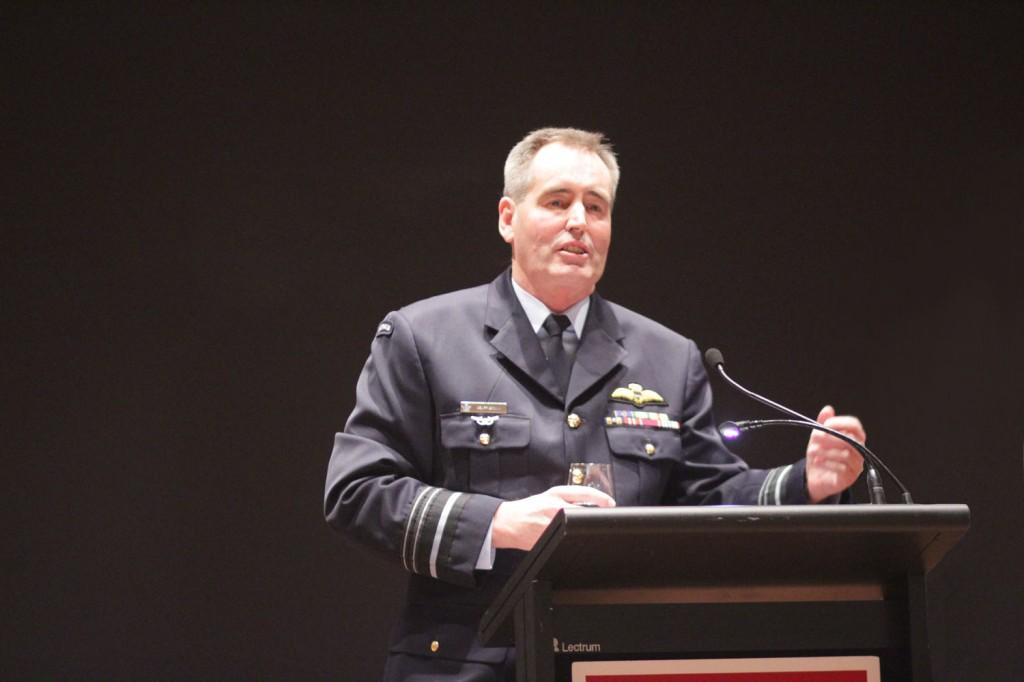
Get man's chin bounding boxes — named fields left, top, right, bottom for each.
left=546, top=266, right=594, bottom=285
left=551, top=259, right=601, bottom=276
left=539, top=268, right=601, bottom=300
left=514, top=263, right=602, bottom=304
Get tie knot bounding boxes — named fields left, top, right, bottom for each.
left=542, top=314, right=572, bottom=337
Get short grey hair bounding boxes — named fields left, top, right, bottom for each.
left=502, top=127, right=620, bottom=203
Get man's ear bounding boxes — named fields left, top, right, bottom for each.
left=498, top=196, right=516, bottom=244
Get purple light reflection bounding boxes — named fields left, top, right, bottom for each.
left=719, top=423, right=741, bottom=440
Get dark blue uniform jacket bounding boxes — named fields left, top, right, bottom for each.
left=325, top=270, right=811, bottom=677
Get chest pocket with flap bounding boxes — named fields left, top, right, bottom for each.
left=439, top=414, right=531, bottom=496
left=605, top=422, right=683, bottom=504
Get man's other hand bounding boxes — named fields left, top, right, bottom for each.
left=491, top=485, right=615, bottom=551
left=806, top=405, right=866, bottom=503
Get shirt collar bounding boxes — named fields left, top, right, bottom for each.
left=510, top=276, right=590, bottom=336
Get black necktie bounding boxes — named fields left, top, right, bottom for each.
left=540, top=314, right=577, bottom=396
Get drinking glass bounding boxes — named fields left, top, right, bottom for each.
left=567, top=462, right=615, bottom=502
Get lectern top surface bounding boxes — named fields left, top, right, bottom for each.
left=479, top=504, right=970, bottom=646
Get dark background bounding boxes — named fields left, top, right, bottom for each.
left=5, top=2, right=1022, bottom=679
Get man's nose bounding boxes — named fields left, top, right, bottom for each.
left=566, top=201, right=586, bottom=233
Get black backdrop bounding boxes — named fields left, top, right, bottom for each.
left=5, top=3, right=1023, bottom=680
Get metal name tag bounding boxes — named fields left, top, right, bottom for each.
left=460, top=401, right=508, bottom=416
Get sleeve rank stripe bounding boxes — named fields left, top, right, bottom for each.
left=413, top=489, right=452, bottom=576
left=401, top=485, right=434, bottom=572
left=757, top=465, right=793, bottom=506
left=428, top=492, right=463, bottom=579
left=406, top=486, right=443, bottom=574
left=773, top=464, right=792, bottom=505
left=758, top=468, right=778, bottom=506
left=434, top=493, right=471, bottom=582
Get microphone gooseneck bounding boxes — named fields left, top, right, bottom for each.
left=704, top=349, right=817, bottom=423
left=705, top=349, right=912, bottom=504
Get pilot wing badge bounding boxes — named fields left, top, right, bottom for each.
left=610, top=382, right=667, bottom=408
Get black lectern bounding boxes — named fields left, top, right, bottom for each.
left=480, top=504, right=969, bottom=681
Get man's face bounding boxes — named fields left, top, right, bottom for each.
left=498, top=143, right=613, bottom=311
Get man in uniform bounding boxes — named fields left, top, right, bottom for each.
left=324, top=127, right=866, bottom=680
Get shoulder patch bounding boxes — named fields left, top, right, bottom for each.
left=375, top=318, right=395, bottom=338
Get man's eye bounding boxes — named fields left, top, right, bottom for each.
left=588, top=204, right=604, bottom=213
left=548, top=199, right=565, bottom=208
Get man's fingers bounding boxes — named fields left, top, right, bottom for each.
left=809, top=410, right=866, bottom=446
left=816, top=404, right=835, bottom=425
left=812, top=445, right=861, bottom=462
left=811, top=458, right=851, bottom=474
left=815, top=413, right=864, bottom=446
left=806, top=409, right=866, bottom=502
left=548, top=485, right=616, bottom=507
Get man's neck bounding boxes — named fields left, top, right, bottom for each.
left=509, top=268, right=593, bottom=314
left=510, top=273, right=591, bottom=336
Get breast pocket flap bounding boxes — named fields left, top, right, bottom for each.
left=606, top=426, right=680, bottom=462
left=439, top=413, right=530, bottom=450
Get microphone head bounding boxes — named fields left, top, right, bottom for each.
left=704, top=347, right=724, bottom=368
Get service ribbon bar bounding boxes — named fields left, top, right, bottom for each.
left=605, top=410, right=680, bottom=430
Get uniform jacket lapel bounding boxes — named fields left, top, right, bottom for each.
left=566, top=293, right=626, bottom=406
left=485, top=270, right=627, bottom=405
left=485, top=271, right=565, bottom=402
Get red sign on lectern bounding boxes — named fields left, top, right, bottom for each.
left=571, top=656, right=880, bottom=682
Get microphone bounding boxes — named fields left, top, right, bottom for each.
left=719, top=419, right=888, bottom=504
left=706, top=349, right=913, bottom=504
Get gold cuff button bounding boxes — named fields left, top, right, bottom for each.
left=566, top=413, right=582, bottom=429
left=430, top=640, right=440, bottom=653
left=644, top=442, right=656, bottom=456
left=478, top=433, right=491, bottom=446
